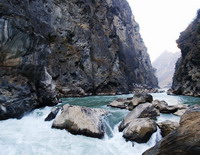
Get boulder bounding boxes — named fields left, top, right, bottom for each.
left=108, top=98, right=128, bottom=109
left=157, top=120, right=179, bottom=137
left=119, top=103, right=159, bottom=131
left=143, top=108, right=200, bottom=155
left=45, top=106, right=61, bottom=121
left=123, top=118, right=157, bottom=143
left=152, top=100, right=178, bottom=114
left=52, top=104, right=108, bottom=138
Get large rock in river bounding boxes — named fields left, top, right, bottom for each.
left=52, top=104, right=108, bottom=138
left=143, top=108, right=200, bottom=155
left=123, top=118, right=157, bottom=143
left=119, top=103, right=159, bottom=131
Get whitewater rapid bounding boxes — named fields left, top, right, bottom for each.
left=1, top=93, right=199, bottom=155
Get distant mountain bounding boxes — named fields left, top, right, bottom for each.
left=153, top=51, right=181, bottom=88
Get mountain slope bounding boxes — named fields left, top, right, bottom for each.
left=153, top=51, right=180, bottom=88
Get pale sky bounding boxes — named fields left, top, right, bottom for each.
left=127, top=0, right=200, bottom=62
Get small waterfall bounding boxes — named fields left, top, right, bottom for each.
left=102, top=115, right=114, bottom=138
left=147, top=127, right=162, bottom=145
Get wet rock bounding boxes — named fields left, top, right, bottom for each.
left=152, top=100, right=178, bottom=114
left=45, top=107, right=61, bottom=121
left=143, top=108, right=200, bottom=155
left=52, top=104, right=108, bottom=138
left=123, top=118, right=157, bottom=143
left=119, top=103, right=159, bottom=131
left=158, top=120, right=179, bottom=137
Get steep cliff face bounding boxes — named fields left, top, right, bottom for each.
left=171, top=10, right=200, bottom=97
left=0, top=0, right=157, bottom=119
left=153, top=51, right=180, bottom=88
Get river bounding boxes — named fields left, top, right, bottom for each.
left=1, top=92, right=200, bottom=155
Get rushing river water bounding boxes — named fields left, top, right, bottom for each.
left=1, top=92, right=200, bottom=155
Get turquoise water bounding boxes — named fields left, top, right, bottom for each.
left=0, top=92, right=200, bottom=155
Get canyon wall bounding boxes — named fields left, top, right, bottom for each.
left=0, top=0, right=157, bottom=119
left=171, top=10, right=200, bottom=97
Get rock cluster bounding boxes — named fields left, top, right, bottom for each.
left=171, top=10, right=200, bottom=97
left=108, top=93, right=189, bottom=143
left=108, top=93, right=153, bottom=110
left=0, top=0, right=157, bottom=120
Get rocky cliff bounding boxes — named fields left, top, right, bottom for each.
left=171, top=10, right=200, bottom=97
left=153, top=51, right=180, bottom=88
left=0, top=0, right=157, bottom=119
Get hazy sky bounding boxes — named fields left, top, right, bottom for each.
left=127, top=0, right=200, bottom=62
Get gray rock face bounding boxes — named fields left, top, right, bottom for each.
left=119, top=103, right=159, bottom=131
left=52, top=104, right=108, bottom=138
left=171, top=10, right=200, bottom=97
left=0, top=0, right=157, bottom=119
left=123, top=118, right=157, bottom=143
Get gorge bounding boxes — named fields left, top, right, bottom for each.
left=0, top=0, right=200, bottom=155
